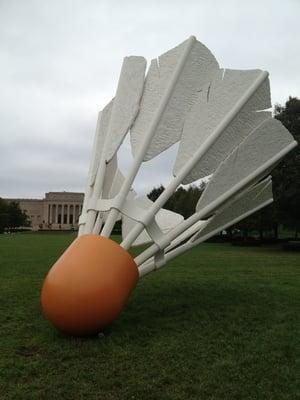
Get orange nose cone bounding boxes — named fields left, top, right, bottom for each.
left=41, top=235, right=139, bottom=336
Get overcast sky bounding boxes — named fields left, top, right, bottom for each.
left=1, top=0, right=299, bottom=198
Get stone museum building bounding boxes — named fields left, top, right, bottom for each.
left=6, top=192, right=84, bottom=230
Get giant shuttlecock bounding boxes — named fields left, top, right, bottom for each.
left=41, top=36, right=297, bottom=336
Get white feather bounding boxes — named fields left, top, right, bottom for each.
left=105, top=56, right=146, bottom=161
left=130, top=38, right=219, bottom=161
left=193, top=177, right=273, bottom=241
left=174, top=69, right=271, bottom=183
left=122, top=196, right=184, bottom=246
left=89, top=100, right=114, bottom=186
left=196, top=118, right=295, bottom=212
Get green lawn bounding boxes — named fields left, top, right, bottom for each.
left=0, top=233, right=299, bottom=400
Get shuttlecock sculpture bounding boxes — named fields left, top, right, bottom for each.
left=41, top=36, right=297, bottom=336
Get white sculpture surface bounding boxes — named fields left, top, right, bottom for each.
left=78, top=36, right=296, bottom=276
left=41, top=36, right=298, bottom=336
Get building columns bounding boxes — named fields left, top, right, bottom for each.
left=46, top=200, right=83, bottom=228
left=61, top=204, right=64, bottom=224
left=55, top=204, right=58, bottom=224
left=72, top=205, right=74, bottom=224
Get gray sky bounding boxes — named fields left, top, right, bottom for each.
left=1, top=0, right=299, bottom=198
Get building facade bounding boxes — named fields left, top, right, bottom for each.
left=6, top=192, right=84, bottom=230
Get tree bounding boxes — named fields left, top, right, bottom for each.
left=0, top=199, right=30, bottom=233
left=234, top=205, right=277, bottom=240
left=232, top=97, right=300, bottom=240
left=147, top=183, right=205, bottom=219
left=8, top=201, right=30, bottom=229
left=0, top=199, right=9, bottom=234
left=147, top=185, right=165, bottom=202
left=273, top=97, right=300, bottom=237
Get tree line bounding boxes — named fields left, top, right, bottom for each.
left=148, top=97, right=300, bottom=240
left=0, top=199, right=30, bottom=233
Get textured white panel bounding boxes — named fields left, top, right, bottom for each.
left=106, top=56, right=146, bottom=161
left=130, top=38, right=219, bottom=161
left=101, top=154, right=118, bottom=199
left=196, top=118, right=294, bottom=211
left=97, top=168, right=125, bottom=222
left=168, top=219, right=207, bottom=248
left=122, top=196, right=184, bottom=246
left=89, top=100, right=114, bottom=186
left=194, top=178, right=272, bottom=241
left=174, top=69, right=271, bottom=183
left=109, top=168, right=126, bottom=198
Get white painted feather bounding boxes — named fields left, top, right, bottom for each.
left=101, top=155, right=118, bottom=199
left=83, top=55, right=146, bottom=234
left=196, top=118, right=296, bottom=212
left=193, top=177, right=272, bottom=241
left=130, top=38, right=219, bottom=161
left=79, top=101, right=115, bottom=235
left=166, top=219, right=208, bottom=249
left=122, top=196, right=184, bottom=246
left=89, top=100, right=114, bottom=186
left=86, top=57, right=145, bottom=191
left=97, top=168, right=126, bottom=225
left=108, top=168, right=126, bottom=199
left=174, top=69, right=272, bottom=183
left=105, top=56, right=146, bottom=162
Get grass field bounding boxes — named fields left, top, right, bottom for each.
left=0, top=232, right=299, bottom=400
